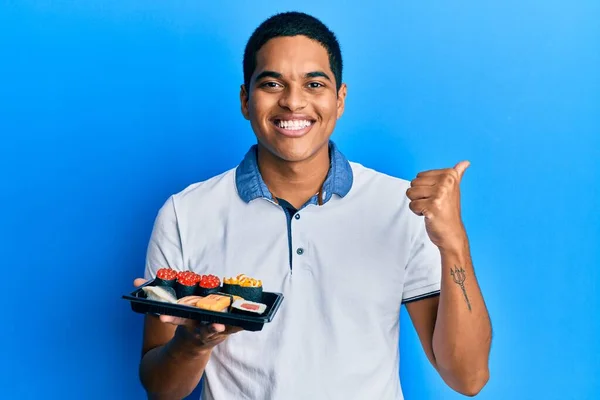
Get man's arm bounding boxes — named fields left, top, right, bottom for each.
left=139, top=315, right=210, bottom=400
left=406, top=238, right=491, bottom=396
left=136, top=280, right=243, bottom=400
left=405, top=161, right=492, bottom=396
left=137, top=197, right=220, bottom=398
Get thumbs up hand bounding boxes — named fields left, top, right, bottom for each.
left=406, top=161, right=470, bottom=251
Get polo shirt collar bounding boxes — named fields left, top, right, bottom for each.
left=235, top=141, right=353, bottom=204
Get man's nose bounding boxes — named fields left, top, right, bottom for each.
left=278, top=84, right=307, bottom=111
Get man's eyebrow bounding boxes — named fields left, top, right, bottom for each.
left=305, top=71, right=331, bottom=81
left=255, top=70, right=332, bottom=82
left=255, top=70, right=282, bottom=81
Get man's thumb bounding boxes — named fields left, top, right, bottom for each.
left=134, top=278, right=148, bottom=287
left=454, top=160, right=470, bottom=181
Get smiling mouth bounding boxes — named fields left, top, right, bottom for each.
left=272, top=119, right=315, bottom=131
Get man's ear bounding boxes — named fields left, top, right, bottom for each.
left=336, top=83, right=348, bottom=120
left=240, top=84, right=250, bottom=120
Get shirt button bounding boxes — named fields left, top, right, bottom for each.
left=294, top=214, right=300, bottom=220
left=296, top=248, right=304, bottom=255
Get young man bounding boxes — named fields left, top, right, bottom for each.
left=135, top=11, right=492, bottom=400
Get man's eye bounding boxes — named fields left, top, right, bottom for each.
left=308, top=82, right=324, bottom=89
left=261, top=82, right=281, bottom=88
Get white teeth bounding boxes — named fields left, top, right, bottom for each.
left=277, top=120, right=312, bottom=130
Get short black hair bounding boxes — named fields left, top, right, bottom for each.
left=243, top=11, right=343, bottom=93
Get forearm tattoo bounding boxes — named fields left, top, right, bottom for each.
left=450, top=265, right=472, bottom=312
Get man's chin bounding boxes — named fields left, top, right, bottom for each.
left=270, top=149, right=312, bottom=163
left=257, top=139, right=327, bottom=164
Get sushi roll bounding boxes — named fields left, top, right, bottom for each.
left=155, top=268, right=177, bottom=287
left=175, top=271, right=199, bottom=299
left=176, top=270, right=197, bottom=282
left=222, top=274, right=263, bottom=303
left=231, top=299, right=267, bottom=316
left=197, top=274, right=221, bottom=296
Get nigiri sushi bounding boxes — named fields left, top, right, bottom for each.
left=142, top=285, right=178, bottom=304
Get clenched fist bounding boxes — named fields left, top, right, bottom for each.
left=406, top=161, right=470, bottom=250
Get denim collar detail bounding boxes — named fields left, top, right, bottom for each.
left=235, top=141, right=353, bottom=205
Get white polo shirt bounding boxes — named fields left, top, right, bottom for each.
left=144, top=141, right=441, bottom=400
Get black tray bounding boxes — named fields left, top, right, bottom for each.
left=123, top=279, right=284, bottom=331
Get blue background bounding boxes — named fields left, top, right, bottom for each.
left=1, top=1, right=598, bottom=399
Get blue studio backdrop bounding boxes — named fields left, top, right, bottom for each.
left=1, top=1, right=598, bottom=399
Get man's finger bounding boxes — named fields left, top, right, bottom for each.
left=416, top=168, right=453, bottom=178
left=406, top=186, right=434, bottom=201
left=134, top=278, right=147, bottom=287
left=224, top=325, right=244, bottom=335
left=193, top=323, right=221, bottom=339
left=410, top=176, right=438, bottom=187
left=210, top=324, right=226, bottom=333
left=453, top=160, right=470, bottom=181
left=159, top=315, right=192, bottom=326
left=194, top=323, right=243, bottom=342
left=408, top=199, right=433, bottom=219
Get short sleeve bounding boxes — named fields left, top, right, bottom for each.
left=144, top=196, right=184, bottom=280
left=402, top=217, right=442, bottom=303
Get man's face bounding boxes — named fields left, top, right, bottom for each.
left=241, top=35, right=347, bottom=162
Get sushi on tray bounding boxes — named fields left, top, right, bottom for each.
left=142, top=269, right=268, bottom=316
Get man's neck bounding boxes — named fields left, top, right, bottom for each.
left=257, top=143, right=330, bottom=210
